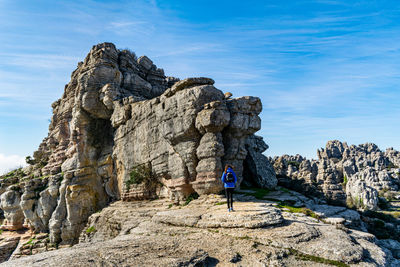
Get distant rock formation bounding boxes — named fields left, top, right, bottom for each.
left=0, top=42, right=276, bottom=245
left=272, top=140, right=400, bottom=210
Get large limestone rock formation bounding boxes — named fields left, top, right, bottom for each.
left=0, top=42, right=277, bottom=245
left=272, top=140, right=400, bottom=210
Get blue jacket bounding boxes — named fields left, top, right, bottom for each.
left=221, top=167, right=237, bottom=188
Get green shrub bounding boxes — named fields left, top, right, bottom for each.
left=184, top=192, right=199, bottom=206
left=26, top=150, right=49, bottom=167
left=287, top=161, right=300, bottom=168
left=387, top=162, right=398, bottom=170
left=347, top=196, right=365, bottom=209
left=86, top=226, right=96, bottom=234
left=125, top=164, right=156, bottom=191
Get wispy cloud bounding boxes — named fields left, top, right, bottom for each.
left=0, top=154, right=27, bottom=175
left=0, top=53, right=79, bottom=69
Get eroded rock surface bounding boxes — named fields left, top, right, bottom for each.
left=273, top=140, right=400, bottom=210
left=0, top=42, right=276, bottom=245
left=3, top=191, right=399, bottom=267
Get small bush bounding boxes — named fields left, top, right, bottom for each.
left=287, top=161, right=300, bottom=168
left=26, top=150, right=49, bottom=167
left=387, top=162, right=398, bottom=170
left=184, top=192, right=199, bottom=206
left=86, top=226, right=96, bottom=234
left=127, top=166, right=147, bottom=186
left=347, top=196, right=365, bottom=209
left=125, top=164, right=157, bottom=192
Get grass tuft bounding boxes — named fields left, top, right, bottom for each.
left=277, top=201, right=323, bottom=221
left=288, top=248, right=349, bottom=267
left=236, top=235, right=252, bottom=240
left=239, top=186, right=272, bottom=199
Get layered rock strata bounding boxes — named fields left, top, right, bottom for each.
left=0, top=42, right=276, bottom=245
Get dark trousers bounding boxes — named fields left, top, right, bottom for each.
left=225, top=188, right=234, bottom=209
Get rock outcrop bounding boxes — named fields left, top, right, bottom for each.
left=0, top=42, right=276, bottom=245
left=272, top=140, right=400, bottom=210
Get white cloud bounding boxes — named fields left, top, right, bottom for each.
left=109, top=21, right=146, bottom=28
left=0, top=53, right=79, bottom=70
left=0, top=154, right=27, bottom=175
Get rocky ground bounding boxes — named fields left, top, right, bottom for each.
left=2, top=187, right=399, bottom=267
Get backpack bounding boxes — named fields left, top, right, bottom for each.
left=225, top=172, right=234, bottom=183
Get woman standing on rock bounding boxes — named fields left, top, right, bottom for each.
left=221, top=164, right=237, bottom=212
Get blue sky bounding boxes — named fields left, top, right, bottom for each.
left=1, top=0, right=400, bottom=174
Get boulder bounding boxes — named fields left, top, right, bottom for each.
left=243, top=135, right=277, bottom=189
left=0, top=186, right=24, bottom=231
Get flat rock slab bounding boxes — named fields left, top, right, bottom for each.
left=198, top=203, right=283, bottom=228
left=154, top=202, right=284, bottom=229
left=310, top=204, right=347, bottom=217
left=264, top=191, right=307, bottom=207
left=152, top=208, right=205, bottom=227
